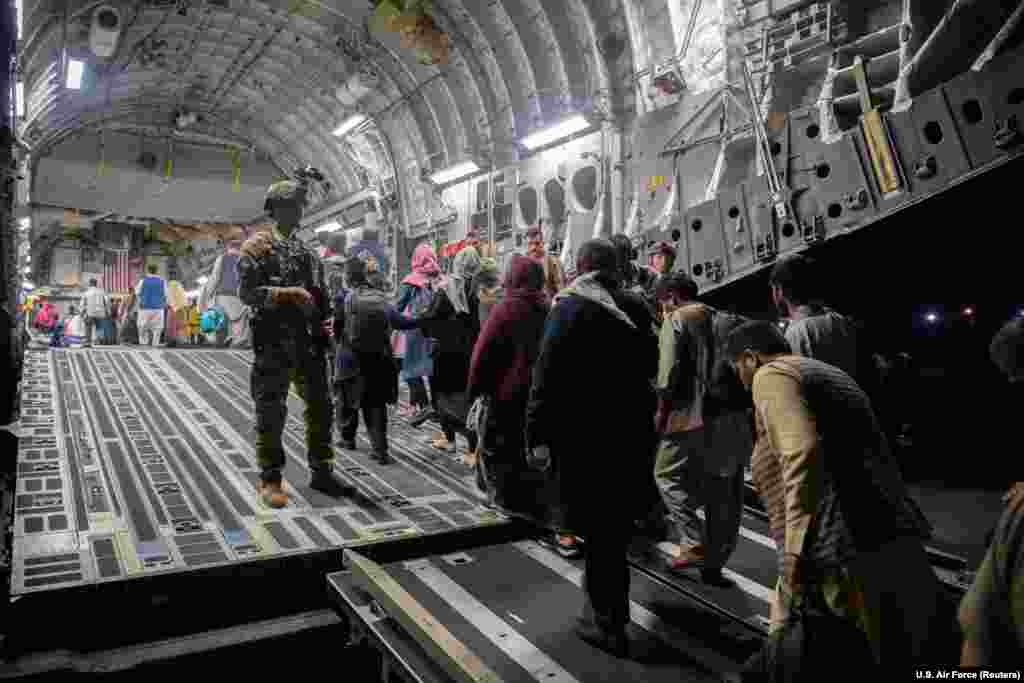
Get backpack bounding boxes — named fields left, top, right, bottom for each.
left=344, top=287, right=393, bottom=354
left=200, top=307, right=225, bottom=334
left=670, top=306, right=751, bottom=417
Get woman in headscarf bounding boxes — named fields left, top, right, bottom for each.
left=415, top=245, right=482, bottom=454
left=473, top=257, right=502, bottom=325
left=164, top=280, right=188, bottom=347
left=394, top=243, right=441, bottom=417
left=466, top=255, right=547, bottom=511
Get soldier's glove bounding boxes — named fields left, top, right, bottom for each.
left=268, top=287, right=314, bottom=307
left=240, top=233, right=274, bottom=260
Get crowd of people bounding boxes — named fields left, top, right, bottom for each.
left=21, top=267, right=217, bottom=349
left=233, top=182, right=1024, bottom=672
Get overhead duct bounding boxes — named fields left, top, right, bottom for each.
left=896, top=0, right=1022, bottom=104
left=89, top=5, right=123, bottom=58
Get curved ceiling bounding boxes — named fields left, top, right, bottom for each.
left=16, top=0, right=677, bottom=215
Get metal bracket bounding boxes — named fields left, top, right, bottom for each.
left=843, top=189, right=869, bottom=210
left=802, top=215, right=826, bottom=243
left=994, top=115, right=1021, bottom=150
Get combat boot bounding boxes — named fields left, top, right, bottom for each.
left=257, top=480, right=288, bottom=509
left=310, top=466, right=357, bottom=497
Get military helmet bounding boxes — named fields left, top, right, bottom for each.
left=263, top=179, right=307, bottom=212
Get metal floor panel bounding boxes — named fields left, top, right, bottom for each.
left=340, top=542, right=727, bottom=683
left=10, top=348, right=508, bottom=595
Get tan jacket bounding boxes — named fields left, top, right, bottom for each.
left=656, top=303, right=711, bottom=434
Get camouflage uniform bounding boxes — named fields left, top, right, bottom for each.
left=238, top=181, right=334, bottom=486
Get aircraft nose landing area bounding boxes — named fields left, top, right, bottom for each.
left=11, top=348, right=506, bottom=596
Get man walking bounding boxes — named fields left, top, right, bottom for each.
left=135, top=265, right=167, bottom=347
left=80, top=278, right=110, bottom=348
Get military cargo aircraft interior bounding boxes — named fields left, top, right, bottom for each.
left=1, top=0, right=1023, bottom=679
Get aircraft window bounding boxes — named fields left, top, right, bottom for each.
left=518, top=186, right=538, bottom=225
left=816, top=163, right=831, bottom=179
left=572, top=165, right=598, bottom=212
left=727, top=206, right=740, bottom=219
left=806, top=123, right=820, bottom=139
left=691, top=219, right=703, bottom=232
left=693, top=263, right=704, bottom=277
left=962, top=99, right=983, bottom=124
left=827, top=203, right=842, bottom=218
left=770, top=141, right=782, bottom=156
left=781, top=222, right=795, bottom=237
left=671, top=229, right=681, bottom=242
left=923, top=121, right=943, bottom=145
left=544, top=179, right=566, bottom=224
left=1008, top=88, right=1024, bottom=106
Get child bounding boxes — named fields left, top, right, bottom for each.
left=185, top=299, right=201, bottom=345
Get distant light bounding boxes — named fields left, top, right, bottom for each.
left=520, top=114, right=591, bottom=151
left=15, top=81, right=24, bottom=118
left=315, top=221, right=342, bottom=233
left=18, top=217, right=30, bottom=230
left=25, top=254, right=31, bottom=262
left=332, top=114, right=367, bottom=137
left=777, top=322, right=785, bottom=328
left=66, top=60, right=84, bottom=90
left=963, top=307, right=974, bottom=316
left=196, top=275, right=209, bottom=285
left=23, top=266, right=31, bottom=274
left=428, top=161, right=482, bottom=185
left=925, top=312, right=938, bottom=323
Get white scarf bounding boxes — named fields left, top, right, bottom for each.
left=553, top=271, right=636, bottom=329
left=443, top=247, right=482, bottom=315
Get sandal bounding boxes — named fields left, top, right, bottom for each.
left=431, top=438, right=456, bottom=453
left=668, top=545, right=705, bottom=571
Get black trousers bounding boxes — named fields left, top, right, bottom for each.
left=580, top=511, right=632, bottom=632
left=337, top=375, right=388, bottom=457
left=407, top=377, right=430, bottom=408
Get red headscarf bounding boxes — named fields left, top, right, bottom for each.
left=503, top=254, right=546, bottom=309
left=402, top=243, right=440, bottom=288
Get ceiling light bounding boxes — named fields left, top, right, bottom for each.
left=196, top=275, right=208, bottom=285
left=19, top=217, right=29, bottom=229
left=520, top=114, right=591, bottom=151
left=315, top=221, right=342, bottom=233
left=23, top=266, right=31, bottom=274
left=25, top=254, right=30, bottom=262
left=66, top=59, right=84, bottom=89
left=15, top=81, right=23, bottom=118
left=428, top=161, right=481, bottom=185
left=16, top=0, right=21, bottom=40
left=332, top=114, right=367, bottom=137
left=925, top=312, right=938, bottom=323
left=963, top=307, right=974, bottom=316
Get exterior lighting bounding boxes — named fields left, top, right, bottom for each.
left=925, top=312, right=938, bottom=323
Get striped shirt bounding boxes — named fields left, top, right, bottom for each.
left=751, top=356, right=931, bottom=589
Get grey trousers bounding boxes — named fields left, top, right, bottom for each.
left=654, top=427, right=746, bottom=570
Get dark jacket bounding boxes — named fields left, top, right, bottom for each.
left=467, top=256, right=546, bottom=411
left=525, top=275, right=658, bottom=523
left=415, top=283, right=480, bottom=396
left=333, top=286, right=417, bottom=403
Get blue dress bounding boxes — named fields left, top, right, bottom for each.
left=395, top=283, right=434, bottom=381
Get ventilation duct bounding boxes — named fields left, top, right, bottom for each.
left=90, top=5, right=122, bottom=58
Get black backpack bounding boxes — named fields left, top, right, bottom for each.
left=671, top=307, right=751, bottom=417
left=344, top=287, right=393, bottom=354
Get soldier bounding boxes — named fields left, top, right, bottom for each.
left=238, top=177, right=355, bottom=508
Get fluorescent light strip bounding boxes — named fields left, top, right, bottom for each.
left=315, top=221, right=342, bottom=233
left=16, top=0, right=21, bottom=40
left=15, top=82, right=23, bottom=118
left=332, top=114, right=367, bottom=137
left=428, top=160, right=481, bottom=185
left=66, top=60, right=84, bottom=90
left=520, top=114, right=590, bottom=150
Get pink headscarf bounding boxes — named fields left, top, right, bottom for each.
left=402, top=243, right=440, bottom=289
